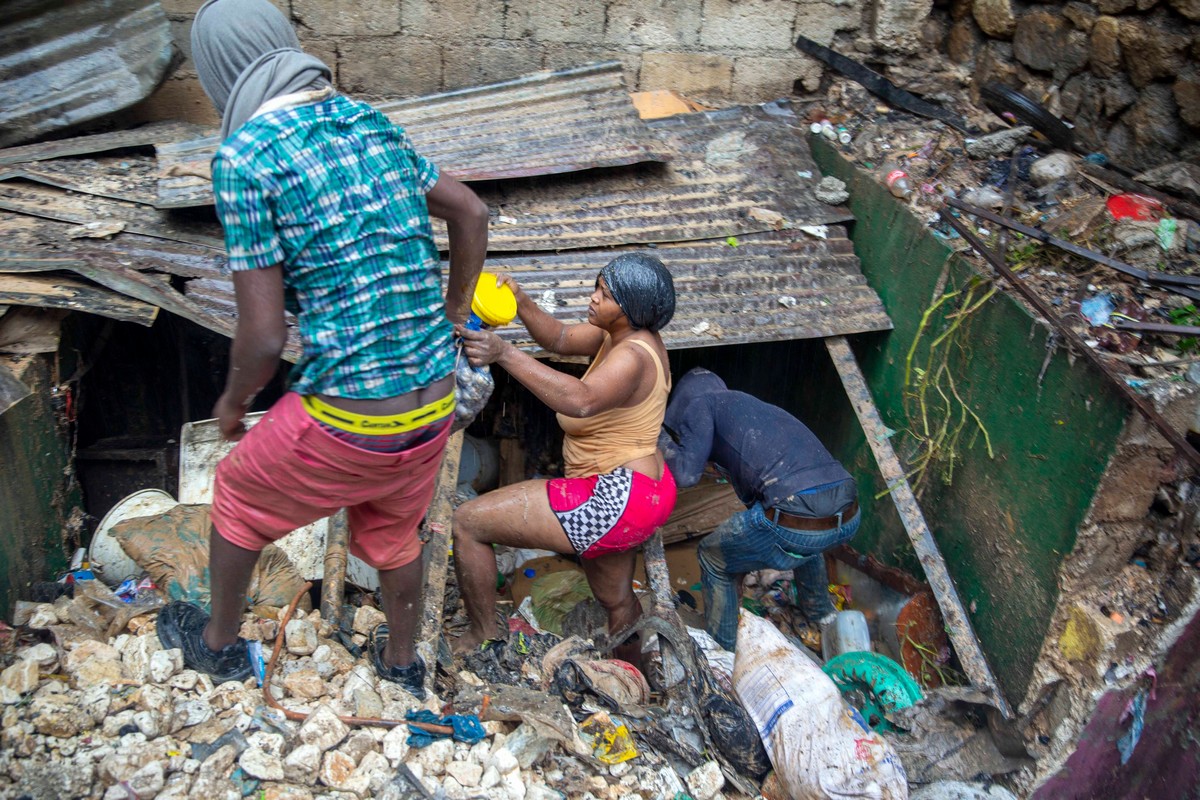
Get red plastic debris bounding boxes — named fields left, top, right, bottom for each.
left=1106, top=193, right=1165, bottom=222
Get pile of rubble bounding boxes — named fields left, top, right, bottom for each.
left=0, top=598, right=741, bottom=800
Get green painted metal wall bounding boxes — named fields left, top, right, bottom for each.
left=0, top=356, right=75, bottom=619
left=807, top=140, right=1131, bottom=703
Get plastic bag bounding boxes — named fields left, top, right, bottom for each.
left=733, top=610, right=908, bottom=799
left=452, top=345, right=494, bottom=433
left=529, top=571, right=594, bottom=636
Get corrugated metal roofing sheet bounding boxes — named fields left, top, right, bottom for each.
left=448, top=103, right=853, bottom=252
left=0, top=121, right=208, bottom=167
left=0, top=0, right=174, bottom=148
left=181, top=228, right=890, bottom=356
left=155, top=62, right=673, bottom=208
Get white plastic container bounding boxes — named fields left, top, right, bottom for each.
left=822, top=609, right=873, bottom=661
left=89, top=488, right=179, bottom=585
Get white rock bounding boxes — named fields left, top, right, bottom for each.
left=123, top=634, right=163, bottom=682
left=125, top=760, right=165, bottom=799
left=133, top=710, right=161, bottom=739
left=412, top=738, right=455, bottom=777
left=526, top=785, right=565, bottom=800
left=29, top=604, right=58, bottom=629
left=297, top=703, right=348, bottom=752
left=20, top=642, right=59, bottom=670
left=167, top=670, right=199, bottom=692
left=502, top=768, right=528, bottom=800
left=468, top=740, right=490, bottom=765
left=356, top=750, right=392, bottom=795
left=247, top=731, right=285, bottom=757
left=0, top=686, right=21, bottom=705
left=283, top=742, right=321, bottom=784
left=80, top=684, right=111, bottom=723
left=480, top=765, right=502, bottom=789
left=312, top=644, right=331, bottom=663
left=352, top=605, right=386, bottom=635
left=239, top=747, right=284, bottom=781
left=285, top=618, right=318, bottom=655
left=320, top=749, right=356, bottom=787
left=150, top=649, right=183, bottom=683
left=504, top=724, right=552, bottom=769
left=1030, top=152, right=1075, bottom=187
left=609, top=761, right=632, bottom=777
left=1, top=659, right=39, bottom=694
left=685, top=760, right=725, bottom=800
left=172, top=698, right=212, bottom=728
left=446, top=761, right=483, bottom=787
left=159, top=773, right=193, bottom=800
left=381, top=725, right=410, bottom=766
left=490, top=746, right=519, bottom=775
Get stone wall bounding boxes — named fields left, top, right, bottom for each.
left=133, top=0, right=934, bottom=125
left=941, top=0, right=1200, bottom=170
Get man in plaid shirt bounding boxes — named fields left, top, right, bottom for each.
left=156, top=0, right=487, bottom=698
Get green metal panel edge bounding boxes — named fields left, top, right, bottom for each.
left=808, top=139, right=1130, bottom=702
left=0, top=356, right=75, bottom=619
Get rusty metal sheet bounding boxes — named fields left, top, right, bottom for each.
left=0, top=121, right=209, bottom=167
left=0, top=210, right=227, bottom=280
left=154, top=62, right=672, bottom=208
left=0, top=181, right=224, bottom=250
left=438, top=103, right=853, bottom=252
left=0, top=0, right=174, bottom=148
left=184, top=278, right=302, bottom=361
left=0, top=272, right=158, bottom=326
left=184, top=228, right=889, bottom=355
left=0, top=154, right=160, bottom=205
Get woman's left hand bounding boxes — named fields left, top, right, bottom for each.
left=456, top=325, right=510, bottom=366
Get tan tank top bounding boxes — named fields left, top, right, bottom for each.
left=557, top=336, right=671, bottom=478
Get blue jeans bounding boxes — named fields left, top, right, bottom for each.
left=698, top=502, right=860, bottom=650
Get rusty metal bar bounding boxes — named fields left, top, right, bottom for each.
left=1112, top=320, right=1200, bottom=336
left=415, top=430, right=464, bottom=698
left=320, top=512, right=349, bottom=626
left=939, top=207, right=1200, bottom=473
left=945, top=197, right=1200, bottom=294
left=824, top=334, right=1013, bottom=718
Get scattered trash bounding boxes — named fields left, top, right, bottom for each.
left=529, top=572, right=594, bottom=637
left=822, top=650, right=924, bottom=731
left=821, top=609, right=872, bottom=660
left=881, top=163, right=915, bottom=199
left=733, top=611, right=908, bottom=799
left=965, top=127, right=1033, bottom=160
left=579, top=711, right=638, bottom=764
left=405, top=710, right=487, bottom=748
left=1116, top=687, right=1148, bottom=765
left=1029, top=152, right=1075, bottom=187
left=1106, top=193, right=1165, bottom=222
left=797, top=224, right=830, bottom=238
left=1080, top=294, right=1115, bottom=326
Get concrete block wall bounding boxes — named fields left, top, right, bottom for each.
left=131, top=0, right=933, bottom=124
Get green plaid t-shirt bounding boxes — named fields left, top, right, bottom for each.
left=212, top=94, right=452, bottom=399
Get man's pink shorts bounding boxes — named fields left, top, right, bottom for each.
left=212, top=392, right=450, bottom=571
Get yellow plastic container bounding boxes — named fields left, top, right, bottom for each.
left=469, top=273, right=517, bottom=328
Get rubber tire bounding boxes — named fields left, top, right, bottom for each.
left=980, top=82, right=1074, bottom=151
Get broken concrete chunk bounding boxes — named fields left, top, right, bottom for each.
left=352, top=605, right=386, bottom=635
left=19, top=642, right=59, bottom=671
left=28, top=603, right=59, bottom=629
left=173, top=697, right=214, bottom=728
left=489, top=745, right=520, bottom=775
left=412, top=738, right=455, bottom=777
left=239, top=746, right=285, bottom=781
left=150, top=648, right=184, bottom=683
left=1030, top=152, right=1075, bottom=186
left=285, top=618, right=318, bottom=655
left=30, top=693, right=89, bottom=737
left=685, top=760, right=725, bottom=800
left=814, top=176, right=850, bottom=205
left=298, top=703, right=349, bottom=752
left=247, top=730, right=286, bottom=758
left=123, top=632, right=164, bottom=681
left=381, top=724, right=410, bottom=766
left=1, top=658, right=39, bottom=695
left=965, top=126, right=1033, bottom=158
left=320, top=749, right=356, bottom=787
left=284, top=668, right=326, bottom=700
left=284, top=742, right=322, bottom=784
left=447, top=760, right=484, bottom=788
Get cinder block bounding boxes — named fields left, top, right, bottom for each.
left=732, top=54, right=815, bottom=100
left=542, top=45, right=639, bottom=88
left=124, top=73, right=222, bottom=127
left=296, top=33, right=340, bottom=84
left=604, top=0, right=702, bottom=47
left=700, top=0, right=799, bottom=50
left=794, top=1, right=864, bottom=45
left=504, top=0, right=603, bottom=43
left=639, top=52, right=733, bottom=98
left=401, top=0, right=504, bottom=39
left=337, top=37, right=441, bottom=98
left=294, top=0, right=399, bottom=36
left=442, top=40, right=544, bottom=90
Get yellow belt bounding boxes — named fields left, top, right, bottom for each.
left=302, top=391, right=455, bottom=434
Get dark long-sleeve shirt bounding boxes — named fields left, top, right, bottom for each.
left=660, top=368, right=855, bottom=518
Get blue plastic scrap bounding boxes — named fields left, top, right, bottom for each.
left=405, top=710, right=487, bottom=749
left=1116, top=688, right=1148, bottom=765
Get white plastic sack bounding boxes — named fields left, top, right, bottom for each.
left=733, top=610, right=909, bottom=799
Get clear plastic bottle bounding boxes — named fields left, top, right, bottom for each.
left=882, top=163, right=914, bottom=199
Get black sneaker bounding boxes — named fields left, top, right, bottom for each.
left=157, top=601, right=253, bottom=683
left=369, top=624, right=426, bottom=700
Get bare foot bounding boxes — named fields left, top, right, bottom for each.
left=452, top=627, right=490, bottom=656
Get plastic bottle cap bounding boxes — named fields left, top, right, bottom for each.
left=470, top=273, right=518, bottom=328
left=523, top=568, right=536, bottom=578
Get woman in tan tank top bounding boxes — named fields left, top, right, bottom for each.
left=453, top=254, right=677, bottom=665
